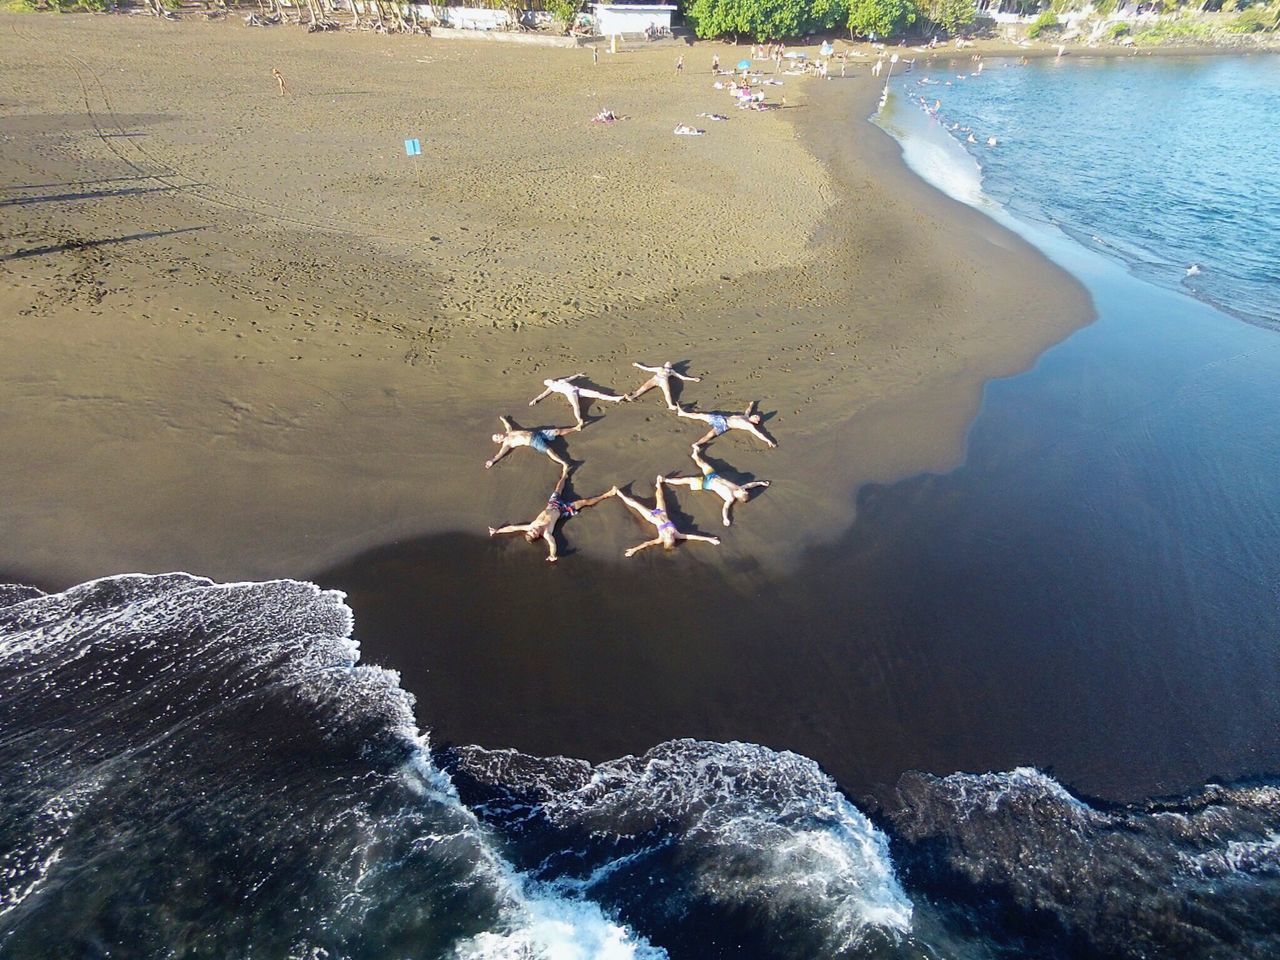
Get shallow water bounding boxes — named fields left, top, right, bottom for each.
left=894, top=54, right=1280, bottom=329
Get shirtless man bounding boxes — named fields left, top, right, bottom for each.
left=676, top=400, right=777, bottom=448
left=528, top=374, right=627, bottom=428
left=614, top=477, right=721, bottom=557
left=488, top=465, right=615, bottom=562
left=272, top=67, right=289, bottom=97
left=661, top=444, right=771, bottom=527
left=485, top=416, right=579, bottom=470
left=625, top=360, right=701, bottom=410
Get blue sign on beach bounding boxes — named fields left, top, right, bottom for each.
left=404, top=138, right=422, bottom=157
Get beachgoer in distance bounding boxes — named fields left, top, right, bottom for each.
left=676, top=400, right=777, bottom=448
left=676, top=55, right=684, bottom=75
left=625, top=360, right=701, bottom=409
left=593, top=46, right=599, bottom=66
left=272, top=67, right=289, bottom=97
left=528, top=374, right=627, bottom=427
left=712, top=53, right=720, bottom=74
left=661, top=443, right=771, bottom=526
left=614, top=478, right=721, bottom=557
left=488, top=464, right=615, bottom=562
left=485, top=416, right=579, bottom=470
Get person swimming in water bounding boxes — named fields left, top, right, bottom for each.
left=660, top=443, right=771, bottom=527
left=487, top=464, right=616, bottom=562
left=675, top=400, right=777, bottom=448
left=624, top=360, right=702, bottom=410
left=528, top=374, right=628, bottom=428
left=485, top=416, right=579, bottom=470
left=613, top=477, right=721, bottom=557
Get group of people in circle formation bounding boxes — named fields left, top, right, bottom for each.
left=485, top=361, right=776, bottom=562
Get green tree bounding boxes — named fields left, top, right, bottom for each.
left=919, top=0, right=975, bottom=34
left=847, top=0, right=919, bottom=36
left=685, top=0, right=849, bottom=40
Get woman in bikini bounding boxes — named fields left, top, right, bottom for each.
left=660, top=443, right=771, bottom=527
left=613, top=477, right=721, bottom=557
left=488, top=465, right=615, bottom=562
left=624, top=360, right=702, bottom=410
left=485, top=416, right=579, bottom=470
left=675, top=400, right=777, bottom=448
left=528, top=374, right=628, bottom=428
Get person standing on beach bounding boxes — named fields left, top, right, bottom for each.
left=676, top=400, right=777, bottom=448
left=661, top=444, right=771, bottom=527
left=272, top=67, right=289, bottom=97
left=593, top=46, right=599, bottom=66
left=485, top=416, right=579, bottom=470
left=488, top=464, right=615, bottom=562
left=624, top=360, right=701, bottom=410
left=712, top=53, right=720, bottom=74
left=528, top=374, right=628, bottom=428
left=615, top=478, right=721, bottom=557
left=676, top=55, right=684, bottom=75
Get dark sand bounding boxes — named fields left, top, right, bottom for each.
left=0, top=15, right=1088, bottom=586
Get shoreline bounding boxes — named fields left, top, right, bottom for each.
left=0, top=15, right=1092, bottom=586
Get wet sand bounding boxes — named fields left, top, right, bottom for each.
left=0, top=15, right=1090, bottom=586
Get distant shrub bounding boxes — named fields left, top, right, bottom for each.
left=1093, top=0, right=1117, bottom=14
left=1102, top=20, right=1129, bottom=38
left=1131, top=17, right=1217, bottom=43
left=1026, top=9, right=1059, bottom=36
left=1228, top=5, right=1278, bottom=31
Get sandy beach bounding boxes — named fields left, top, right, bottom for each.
left=0, top=14, right=1090, bottom=587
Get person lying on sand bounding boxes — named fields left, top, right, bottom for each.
left=614, top=478, right=721, bottom=557
left=625, top=360, right=701, bottom=409
left=661, top=443, right=771, bottom=527
left=676, top=400, right=777, bottom=448
left=592, top=107, right=624, bottom=123
left=696, top=112, right=730, bottom=121
left=674, top=124, right=705, bottom=136
left=528, top=374, right=627, bottom=428
left=488, top=464, right=615, bottom=562
left=485, top=416, right=579, bottom=470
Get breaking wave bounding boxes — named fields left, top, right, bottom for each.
left=2, top=575, right=1276, bottom=958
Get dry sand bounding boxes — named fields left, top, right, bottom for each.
left=0, top=15, right=1090, bottom=586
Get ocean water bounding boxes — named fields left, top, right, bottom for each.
left=5, top=57, right=1280, bottom=960
left=891, top=54, right=1280, bottom=329
left=3, top=577, right=1278, bottom=959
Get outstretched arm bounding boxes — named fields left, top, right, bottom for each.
left=743, top=422, right=777, bottom=448
left=489, top=522, right=532, bottom=536
left=542, top=530, right=559, bottom=562
left=499, top=415, right=514, bottom=432
left=485, top=443, right=512, bottom=469
left=528, top=388, right=553, bottom=406
left=721, top=500, right=733, bottom=527
left=632, top=362, right=661, bottom=373
left=673, top=372, right=702, bottom=382
left=741, top=480, right=771, bottom=490
left=624, top=537, right=663, bottom=558
left=678, top=533, right=721, bottom=545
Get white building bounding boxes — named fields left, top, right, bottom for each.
left=591, top=3, right=677, bottom=36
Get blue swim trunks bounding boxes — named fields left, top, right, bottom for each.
left=709, top=414, right=729, bottom=436
left=530, top=429, right=556, bottom=453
